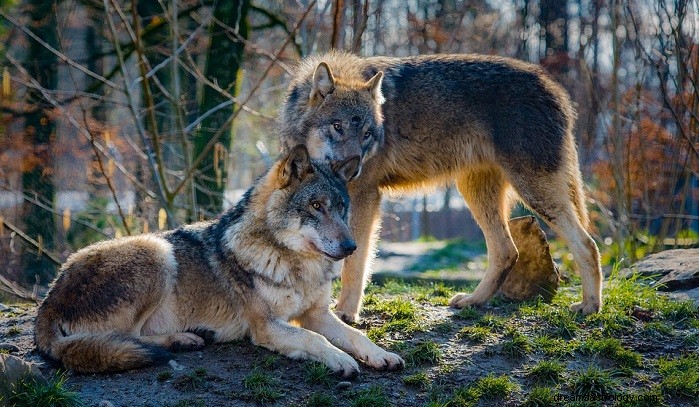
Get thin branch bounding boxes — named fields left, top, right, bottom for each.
left=0, top=8, right=121, bottom=92
left=1, top=218, right=62, bottom=266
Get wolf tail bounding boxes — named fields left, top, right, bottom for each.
left=34, top=312, right=172, bottom=373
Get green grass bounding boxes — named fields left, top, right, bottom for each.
left=7, top=373, right=82, bottom=407
left=472, top=373, right=520, bottom=400
left=657, top=354, right=699, bottom=398
left=568, top=366, right=619, bottom=396
left=525, top=360, right=565, bottom=385
left=242, top=369, right=284, bottom=403
left=6, top=326, right=22, bottom=336
left=350, top=385, right=389, bottom=407
left=156, top=371, right=173, bottom=382
left=402, top=371, right=429, bottom=388
left=305, top=391, right=334, bottom=407
left=533, top=335, right=578, bottom=357
left=456, top=306, right=480, bottom=320
left=475, top=313, right=507, bottom=332
left=304, top=362, right=332, bottom=386
left=501, top=330, right=532, bottom=358
left=523, top=386, right=556, bottom=407
left=457, top=326, right=493, bottom=343
left=580, top=337, right=643, bottom=368
left=404, top=340, right=442, bottom=367
left=363, top=296, right=422, bottom=341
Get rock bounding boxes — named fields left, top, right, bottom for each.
left=0, top=304, right=9, bottom=312
left=500, top=216, right=560, bottom=302
left=629, top=249, right=699, bottom=291
left=0, top=354, right=45, bottom=405
left=168, top=360, right=185, bottom=371
left=336, top=381, right=352, bottom=390
left=98, top=401, right=115, bottom=407
left=666, top=287, right=699, bottom=307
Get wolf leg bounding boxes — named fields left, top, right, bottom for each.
left=139, top=332, right=205, bottom=352
left=509, top=171, right=602, bottom=314
left=335, top=183, right=382, bottom=324
left=249, top=318, right=360, bottom=379
left=300, top=303, right=404, bottom=371
left=450, top=167, right=518, bottom=308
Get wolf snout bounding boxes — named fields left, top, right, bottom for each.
left=340, top=239, right=357, bottom=257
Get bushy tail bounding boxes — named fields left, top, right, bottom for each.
left=35, top=314, right=172, bottom=373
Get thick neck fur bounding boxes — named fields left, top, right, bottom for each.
left=212, top=172, right=335, bottom=289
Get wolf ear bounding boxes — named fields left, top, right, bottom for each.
left=279, top=145, right=313, bottom=187
left=332, top=156, right=361, bottom=183
left=310, top=62, right=335, bottom=101
left=365, top=71, right=385, bottom=104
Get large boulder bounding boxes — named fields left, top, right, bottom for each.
left=500, top=216, right=560, bottom=302
left=628, top=248, right=699, bottom=306
left=631, top=249, right=699, bottom=291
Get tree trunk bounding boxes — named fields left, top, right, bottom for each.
left=21, top=0, right=58, bottom=284
left=193, top=0, right=249, bottom=216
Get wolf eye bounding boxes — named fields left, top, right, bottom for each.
left=364, top=130, right=372, bottom=139
left=311, top=201, right=324, bottom=212
left=333, top=122, right=342, bottom=132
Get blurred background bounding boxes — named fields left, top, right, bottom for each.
left=0, top=0, right=696, bottom=295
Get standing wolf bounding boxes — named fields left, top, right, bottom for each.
left=280, top=52, right=602, bottom=323
left=34, top=146, right=403, bottom=376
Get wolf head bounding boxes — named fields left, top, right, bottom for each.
left=265, top=145, right=359, bottom=260
left=280, top=62, right=384, bottom=180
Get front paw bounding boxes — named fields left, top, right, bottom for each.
left=364, top=350, right=404, bottom=372
left=570, top=298, right=601, bottom=315
left=334, top=309, right=360, bottom=325
left=324, top=350, right=361, bottom=379
left=167, top=332, right=205, bottom=352
left=448, top=292, right=486, bottom=309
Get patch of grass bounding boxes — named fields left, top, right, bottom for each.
left=449, top=386, right=481, bottom=407
left=456, top=306, right=480, bottom=320
left=156, top=371, right=173, bottom=382
left=540, top=307, right=580, bottom=339
left=6, top=326, right=22, bottom=336
left=242, top=369, right=284, bottom=403
left=256, top=354, right=279, bottom=369
left=432, top=320, right=455, bottom=333
left=501, top=331, right=532, bottom=358
left=350, top=385, right=388, bottom=407
left=305, top=391, right=334, bottom=407
left=523, top=386, right=556, bottom=407
left=404, top=340, right=442, bottom=367
left=657, top=354, right=699, bottom=398
left=7, top=373, right=82, bottom=407
left=305, top=362, right=332, bottom=386
left=568, top=366, right=619, bottom=396
left=586, top=310, right=634, bottom=335
left=173, top=371, right=207, bottom=392
left=457, top=326, right=493, bottom=343
left=533, top=335, right=577, bottom=357
left=475, top=313, right=507, bottom=332
left=402, top=371, right=429, bottom=388
left=526, top=360, right=565, bottom=385
left=364, top=296, right=422, bottom=339
left=580, top=337, right=643, bottom=369
left=193, top=367, right=207, bottom=377
left=642, top=321, right=673, bottom=337
left=472, top=373, right=520, bottom=400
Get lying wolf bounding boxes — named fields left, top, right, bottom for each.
left=34, top=146, right=404, bottom=377
left=280, top=52, right=602, bottom=323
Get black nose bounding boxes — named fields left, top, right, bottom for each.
left=341, top=239, right=357, bottom=256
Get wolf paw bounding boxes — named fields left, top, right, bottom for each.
left=570, top=299, right=601, bottom=315
left=325, top=351, right=361, bottom=379
left=167, top=332, right=205, bottom=352
left=448, top=293, right=485, bottom=309
left=334, top=309, right=360, bottom=325
left=364, top=350, right=404, bottom=372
